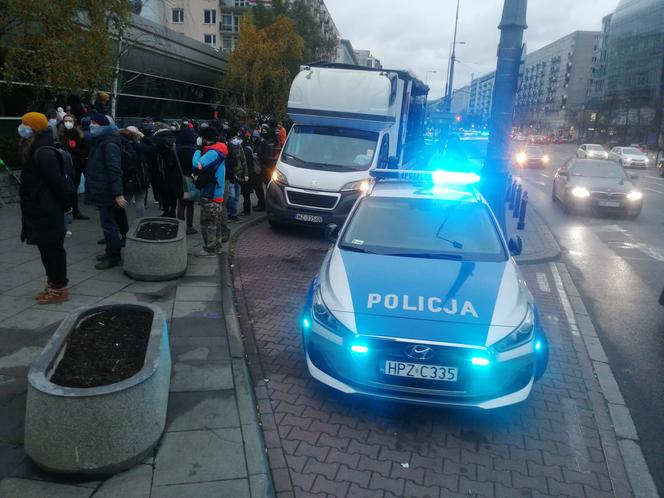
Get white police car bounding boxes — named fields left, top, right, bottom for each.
left=301, top=170, right=548, bottom=409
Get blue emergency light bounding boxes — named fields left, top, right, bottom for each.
left=370, top=169, right=480, bottom=186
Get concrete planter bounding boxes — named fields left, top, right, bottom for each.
left=25, top=303, right=171, bottom=476
left=124, top=217, right=187, bottom=281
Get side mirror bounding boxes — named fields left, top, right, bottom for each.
left=387, top=156, right=399, bottom=169
left=508, top=236, right=523, bottom=257
left=629, top=173, right=638, bottom=180
left=325, top=223, right=338, bottom=243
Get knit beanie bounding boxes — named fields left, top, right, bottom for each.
left=98, top=92, right=110, bottom=102
left=199, top=126, right=219, bottom=142
left=89, top=113, right=110, bottom=126
left=21, top=112, right=49, bottom=132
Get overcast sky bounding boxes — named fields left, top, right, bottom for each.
left=325, top=0, right=619, bottom=100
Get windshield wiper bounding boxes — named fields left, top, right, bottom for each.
left=339, top=245, right=377, bottom=254
left=385, top=252, right=463, bottom=261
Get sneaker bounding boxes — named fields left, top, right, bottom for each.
left=73, top=213, right=90, bottom=220
left=65, top=231, right=73, bottom=237
left=186, top=227, right=198, bottom=235
left=120, top=237, right=127, bottom=247
left=97, top=238, right=106, bottom=245
left=229, top=215, right=240, bottom=222
left=35, top=281, right=52, bottom=301
left=37, top=287, right=70, bottom=305
left=241, top=212, right=251, bottom=216
left=95, top=259, right=121, bottom=270
left=96, top=254, right=107, bottom=261
left=196, top=248, right=217, bottom=258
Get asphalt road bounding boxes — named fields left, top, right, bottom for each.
left=514, top=143, right=664, bottom=494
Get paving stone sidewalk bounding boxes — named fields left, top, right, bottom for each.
left=0, top=201, right=272, bottom=498
left=232, top=221, right=642, bottom=498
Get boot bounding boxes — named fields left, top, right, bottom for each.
left=95, top=258, right=121, bottom=270
left=73, top=212, right=90, bottom=220
left=37, top=287, right=70, bottom=305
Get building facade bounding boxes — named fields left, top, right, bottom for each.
left=353, top=49, right=382, bottom=69
left=451, top=85, right=470, bottom=114
left=336, top=39, right=358, bottom=65
left=467, top=72, right=495, bottom=124
left=585, top=0, right=664, bottom=145
left=513, top=31, right=599, bottom=136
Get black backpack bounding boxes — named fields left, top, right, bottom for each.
left=119, top=140, right=142, bottom=194
left=34, top=144, right=76, bottom=194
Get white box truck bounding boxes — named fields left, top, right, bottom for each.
left=266, top=62, right=428, bottom=228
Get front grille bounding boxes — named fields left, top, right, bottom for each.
left=591, top=192, right=626, bottom=201
left=286, top=189, right=339, bottom=209
left=591, top=192, right=608, bottom=200
left=609, top=193, right=626, bottom=201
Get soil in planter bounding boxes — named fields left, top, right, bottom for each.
left=135, top=221, right=178, bottom=241
left=50, top=309, right=153, bottom=388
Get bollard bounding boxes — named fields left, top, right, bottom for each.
left=513, top=184, right=523, bottom=218
left=508, top=181, right=518, bottom=210
left=517, top=191, right=528, bottom=230
left=506, top=175, right=513, bottom=198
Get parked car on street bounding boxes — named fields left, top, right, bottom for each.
left=552, top=158, right=643, bottom=218
left=302, top=169, right=549, bottom=409
left=577, top=144, right=608, bottom=159
left=515, top=145, right=550, bottom=168
left=608, top=146, right=649, bottom=168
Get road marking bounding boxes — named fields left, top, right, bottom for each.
left=562, top=398, right=591, bottom=473
left=540, top=173, right=551, bottom=178
left=593, top=224, right=627, bottom=233
left=638, top=245, right=664, bottom=263
left=533, top=180, right=546, bottom=187
left=644, top=187, right=664, bottom=196
left=549, top=263, right=580, bottom=337
left=536, top=272, right=551, bottom=293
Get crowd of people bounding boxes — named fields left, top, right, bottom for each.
left=15, top=93, right=286, bottom=305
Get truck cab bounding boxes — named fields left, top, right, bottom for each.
left=266, top=63, right=428, bottom=228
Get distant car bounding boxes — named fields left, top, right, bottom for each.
left=629, top=143, right=647, bottom=153
left=515, top=145, right=550, bottom=168
left=552, top=158, right=643, bottom=219
left=577, top=144, right=609, bottom=159
left=608, top=146, right=649, bottom=168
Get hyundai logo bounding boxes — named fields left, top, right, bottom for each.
left=406, top=344, right=434, bottom=360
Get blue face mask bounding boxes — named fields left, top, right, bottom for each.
left=89, top=124, right=102, bottom=136
left=18, top=124, right=33, bottom=139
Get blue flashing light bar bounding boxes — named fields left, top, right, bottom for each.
left=370, top=169, right=481, bottom=186
left=471, top=357, right=490, bottom=367
left=351, top=344, right=369, bottom=354
left=535, top=340, right=542, bottom=351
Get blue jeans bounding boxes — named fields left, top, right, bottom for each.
left=98, top=205, right=121, bottom=261
left=227, top=181, right=241, bottom=217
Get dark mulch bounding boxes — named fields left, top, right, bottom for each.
left=136, top=221, right=178, bottom=241
left=50, top=309, right=153, bottom=388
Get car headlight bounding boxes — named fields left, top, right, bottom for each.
left=542, top=155, right=550, bottom=163
left=603, top=152, right=609, bottom=159
left=492, top=305, right=535, bottom=352
left=271, top=168, right=287, bottom=185
left=627, top=190, right=643, bottom=201
left=341, top=179, right=370, bottom=192
left=516, top=152, right=527, bottom=164
left=644, top=157, right=649, bottom=164
left=312, top=286, right=343, bottom=332
left=571, top=186, right=590, bottom=198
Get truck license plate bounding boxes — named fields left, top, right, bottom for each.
left=295, top=213, right=323, bottom=223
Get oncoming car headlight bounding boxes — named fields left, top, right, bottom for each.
left=516, top=152, right=527, bottom=165
left=571, top=186, right=590, bottom=199
left=627, top=190, right=643, bottom=201
left=492, top=305, right=535, bottom=352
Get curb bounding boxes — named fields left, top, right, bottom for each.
left=549, top=262, right=659, bottom=498
left=219, top=215, right=275, bottom=498
left=514, top=205, right=562, bottom=265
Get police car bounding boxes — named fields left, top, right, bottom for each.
left=301, top=169, right=548, bottom=409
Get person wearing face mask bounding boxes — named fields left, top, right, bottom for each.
left=172, top=126, right=198, bottom=234
left=58, top=114, right=89, bottom=220
left=225, top=130, right=249, bottom=222
left=18, top=112, right=73, bottom=304
left=85, top=114, right=127, bottom=269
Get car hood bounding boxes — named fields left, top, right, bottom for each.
left=623, top=154, right=646, bottom=160
left=319, top=248, right=530, bottom=347
left=569, top=177, right=635, bottom=192
left=276, top=159, right=370, bottom=192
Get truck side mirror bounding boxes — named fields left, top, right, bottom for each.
left=387, top=156, right=399, bottom=169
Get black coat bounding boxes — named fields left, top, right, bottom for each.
left=85, top=128, right=123, bottom=207
left=19, top=131, right=72, bottom=245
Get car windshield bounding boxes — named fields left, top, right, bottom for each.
left=526, top=146, right=543, bottom=154
left=339, top=197, right=507, bottom=262
left=282, top=125, right=379, bottom=172
left=622, top=147, right=643, bottom=155
left=571, top=161, right=626, bottom=179
left=587, top=145, right=604, bottom=151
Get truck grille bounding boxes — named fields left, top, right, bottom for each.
left=285, top=189, right=339, bottom=210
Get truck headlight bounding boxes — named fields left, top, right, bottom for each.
left=341, top=179, right=369, bottom=192
left=571, top=186, right=590, bottom=198
left=271, top=168, right=288, bottom=185
left=627, top=190, right=643, bottom=201
left=492, top=305, right=535, bottom=352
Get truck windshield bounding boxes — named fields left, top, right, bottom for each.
left=282, top=125, right=379, bottom=172
left=339, top=197, right=507, bottom=262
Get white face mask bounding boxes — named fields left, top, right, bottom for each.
left=18, top=124, right=33, bottom=139
left=196, top=137, right=203, bottom=147
left=64, top=121, right=74, bottom=130
left=230, top=137, right=242, bottom=146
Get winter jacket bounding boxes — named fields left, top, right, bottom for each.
left=226, top=139, right=249, bottom=181
left=19, top=131, right=72, bottom=245
left=172, top=129, right=198, bottom=199
left=84, top=125, right=123, bottom=206
left=192, top=142, right=227, bottom=202
left=60, top=130, right=88, bottom=173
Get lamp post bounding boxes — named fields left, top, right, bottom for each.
left=483, top=0, right=528, bottom=233
left=444, top=0, right=463, bottom=112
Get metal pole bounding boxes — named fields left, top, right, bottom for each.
left=482, top=0, right=528, bottom=233
left=445, top=0, right=461, bottom=112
